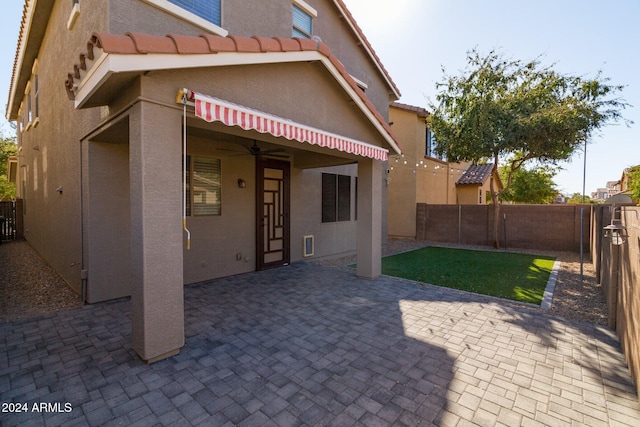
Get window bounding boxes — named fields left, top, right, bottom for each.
left=32, top=66, right=40, bottom=126
left=292, top=4, right=312, bottom=38
left=322, top=173, right=351, bottom=223
left=426, top=128, right=445, bottom=161
left=68, top=0, right=81, bottom=30
left=168, top=0, right=221, bottom=26
left=185, top=156, right=221, bottom=216
left=479, top=189, right=483, bottom=204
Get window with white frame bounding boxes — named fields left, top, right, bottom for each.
left=32, top=62, right=39, bottom=124
left=168, top=0, right=221, bottom=26
left=24, top=82, right=32, bottom=130
left=292, top=4, right=312, bottom=38
left=185, top=156, right=221, bottom=216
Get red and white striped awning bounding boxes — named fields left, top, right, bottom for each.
left=182, top=89, right=388, bottom=161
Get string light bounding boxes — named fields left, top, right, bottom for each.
left=387, top=152, right=467, bottom=178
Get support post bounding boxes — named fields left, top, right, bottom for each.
left=357, top=158, right=382, bottom=279
left=129, top=102, right=184, bottom=363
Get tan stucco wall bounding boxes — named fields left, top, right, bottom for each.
left=387, top=107, right=421, bottom=237
left=415, top=159, right=470, bottom=205
left=182, top=136, right=257, bottom=285
left=16, top=0, right=108, bottom=294
left=291, top=164, right=358, bottom=261
left=456, top=185, right=480, bottom=205
left=145, top=62, right=387, bottom=150
left=110, top=0, right=394, bottom=115
left=85, top=139, right=131, bottom=303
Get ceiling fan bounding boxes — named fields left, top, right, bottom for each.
left=243, top=141, right=289, bottom=159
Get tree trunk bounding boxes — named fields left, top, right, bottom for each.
left=490, top=161, right=500, bottom=248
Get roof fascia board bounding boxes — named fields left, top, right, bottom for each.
left=6, top=0, right=36, bottom=121
left=74, top=50, right=401, bottom=154
left=332, top=0, right=400, bottom=100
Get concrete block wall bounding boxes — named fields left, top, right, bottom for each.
left=416, top=204, right=592, bottom=252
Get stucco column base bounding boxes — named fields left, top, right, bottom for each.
left=144, top=348, right=181, bottom=364
left=129, top=101, right=185, bottom=362
left=357, top=158, right=382, bottom=279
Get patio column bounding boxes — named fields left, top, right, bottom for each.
left=357, top=157, right=382, bottom=279
left=129, top=101, right=184, bottom=363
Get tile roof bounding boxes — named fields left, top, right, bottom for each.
left=456, top=163, right=494, bottom=185
left=390, top=102, right=429, bottom=119
left=65, top=32, right=400, bottom=152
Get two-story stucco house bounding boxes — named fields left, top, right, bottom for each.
left=6, top=0, right=401, bottom=362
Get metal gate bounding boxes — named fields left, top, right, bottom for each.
left=0, top=201, right=16, bottom=242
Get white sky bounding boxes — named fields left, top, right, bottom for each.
left=2, top=1, right=639, bottom=195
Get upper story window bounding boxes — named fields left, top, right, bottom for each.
left=22, top=59, right=40, bottom=131
left=168, top=0, right=221, bottom=26
left=426, top=128, right=444, bottom=161
left=292, top=5, right=312, bottom=37
left=292, top=1, right=317, bottom=38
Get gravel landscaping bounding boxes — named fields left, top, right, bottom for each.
left=0, top=238, right=608, bottom=326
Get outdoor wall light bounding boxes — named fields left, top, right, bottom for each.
left=604, top=219, right=627, bottom=246
left=237, top=178, right=246, bottom=188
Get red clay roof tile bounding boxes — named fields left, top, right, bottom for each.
left=273, top=37, right=302, bottom=52
left=317, top=42, right=332, bottom=59
left=227, top=35, right=261, bottom=53
left=167, top=34, right=210, bottom=54
left=199, top=34, right=236, bottom=52
left=126, top=32, right=177, bottom=54
left=251, top=36, right=281, bottom=52
left=92, top=33, right=137, bottom=54
left=295, top=37, right=318, bottom=51
left=391, top=102, right=429, bottom=118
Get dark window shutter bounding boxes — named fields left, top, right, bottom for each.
left=322, top=173, right=336, bottom=223
left=337, top=175, right=351, bottom=221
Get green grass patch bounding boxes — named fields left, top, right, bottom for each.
left=379, top=247, right=555, bottom=304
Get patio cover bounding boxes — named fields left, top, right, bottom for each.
left=181, top=89, right=389, bottom=161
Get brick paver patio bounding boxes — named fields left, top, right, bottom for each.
left=1, top=263, right=639, bottom=426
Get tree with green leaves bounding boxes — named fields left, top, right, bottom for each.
left=428, top=49, right=629, bottom=247
left=626, top=166, right=640, bottom=203
left=566, top=192, right=596, bottom=204
left=499, top=163, right=558, bottom=204
left=1, top=136, right=18, bottom=201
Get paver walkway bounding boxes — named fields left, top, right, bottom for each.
left=1, top=263, right=639, bottom=426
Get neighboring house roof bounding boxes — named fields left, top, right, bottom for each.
left=456, top=163, right=495, bottom=186
left=64, top=32, right=401, bottom=155
left=390, top=102, right=429, bottom=119
left=6, top=0, right=401, bottom=120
